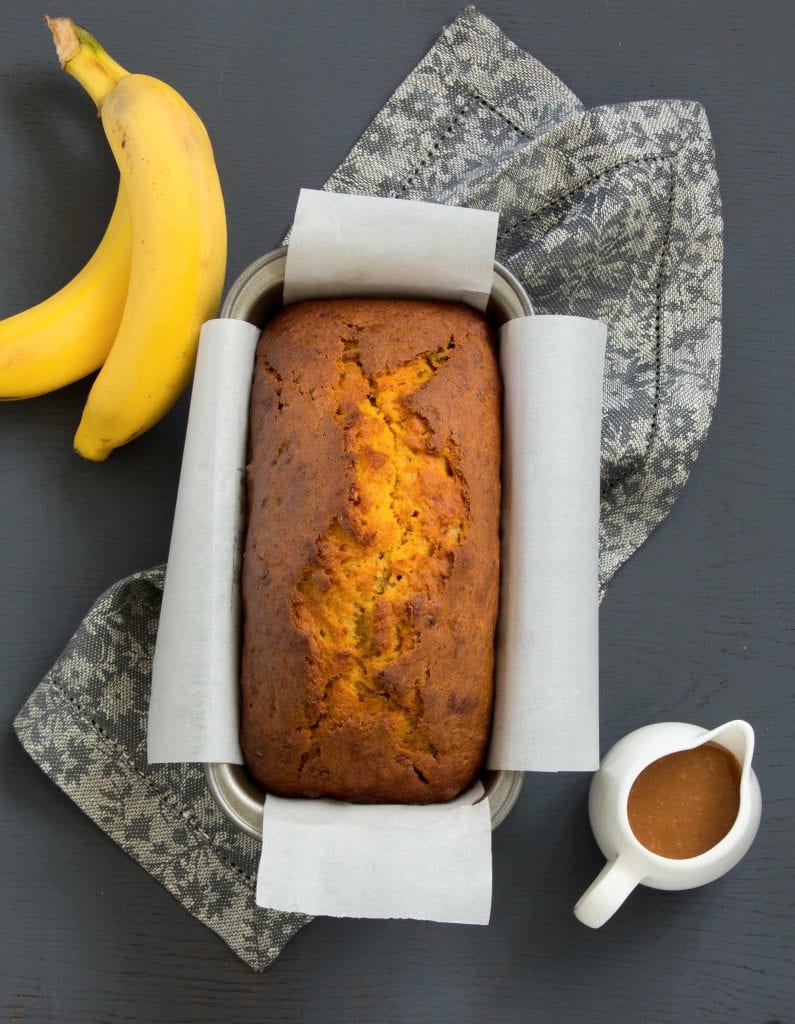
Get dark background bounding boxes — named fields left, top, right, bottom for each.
left=1, top=2, right=792, bottom=1021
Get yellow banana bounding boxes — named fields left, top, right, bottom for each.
left=48, top=17, right=227, bottom=460
left=0, top=180, right=131, bottom=401
left=0, top=21, right=131, bottom=399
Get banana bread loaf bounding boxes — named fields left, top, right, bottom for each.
left=241, top=297, right=501, bottom=803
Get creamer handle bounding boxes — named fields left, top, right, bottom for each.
left=573, top=856, right=643, bottom=928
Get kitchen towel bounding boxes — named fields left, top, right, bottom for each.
left=14, top=6, right=722, bottom=971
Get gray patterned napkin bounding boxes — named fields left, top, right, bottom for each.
left=14, top=7, right=722, bottom=971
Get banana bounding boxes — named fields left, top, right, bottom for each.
left=48, top=17, right=227, bottom=460
left=0, top=21, right=131, bottom=400
left=0, top=180, right=131, bottom=401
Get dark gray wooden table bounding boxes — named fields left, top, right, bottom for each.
left=1, top=2, right=792, bottom=1021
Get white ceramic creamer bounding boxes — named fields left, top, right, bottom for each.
left=574, top=720, right=762, bottom=928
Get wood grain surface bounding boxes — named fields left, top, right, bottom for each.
left=1, top=1, right=792, bottom=1022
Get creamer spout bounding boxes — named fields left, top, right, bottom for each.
left=703, top=719, right=755, bottom=774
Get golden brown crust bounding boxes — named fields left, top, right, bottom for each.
left=240, top=298, right=501, bottom=802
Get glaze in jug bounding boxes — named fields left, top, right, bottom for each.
left=574, top=720, right=762, bottom=928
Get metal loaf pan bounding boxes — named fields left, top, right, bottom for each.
left=206, top=245, right=531, bottom=838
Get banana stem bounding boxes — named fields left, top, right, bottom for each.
left=45, top=16, right=129, bottom=106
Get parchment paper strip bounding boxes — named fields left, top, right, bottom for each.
left=257, top=783, right=492, bottom=923
left=283, top=188, right=498, bottom=310
left=148, top=318, right=259, bottom=764
left=489, top=315, right=606, bottom=772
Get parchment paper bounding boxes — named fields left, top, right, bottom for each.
left=284, top=188, right=498, bottom=310
left=148, top=319, right=258, bottom=764
left=489, top=316, right=606, bottom=772
left=147, top=192, right=605, bottom=921
left=257, top=783, right=492, bottom=924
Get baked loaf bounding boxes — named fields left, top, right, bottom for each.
left=241, top=297, right=501, bottom=803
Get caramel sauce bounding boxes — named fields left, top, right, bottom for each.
left=627, top=742, right=741, bottom=859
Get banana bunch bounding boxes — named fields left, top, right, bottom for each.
left=0, top=18, right=227, bottom=460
